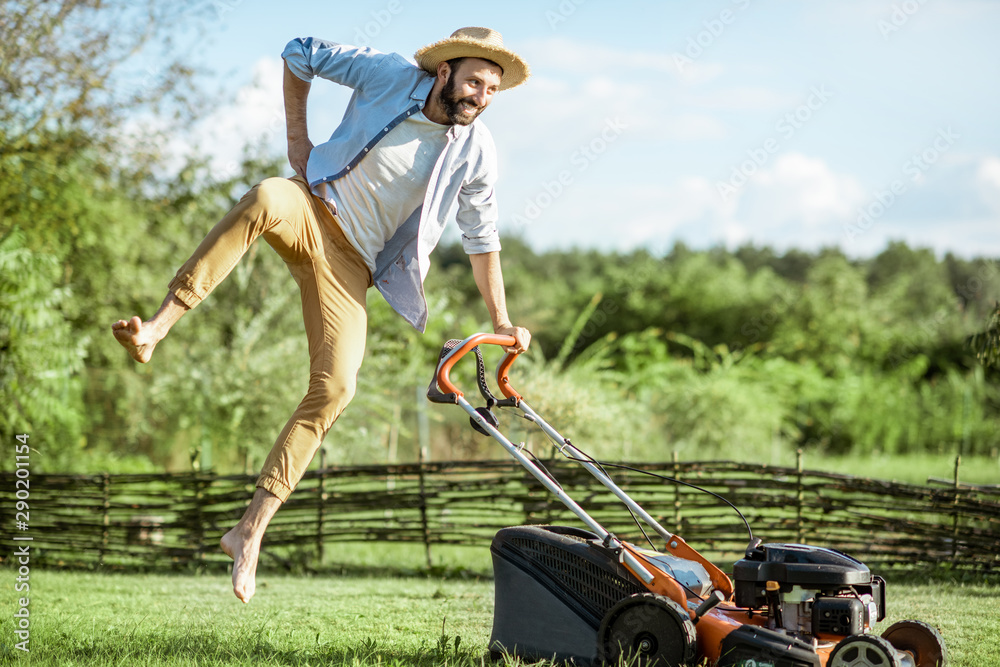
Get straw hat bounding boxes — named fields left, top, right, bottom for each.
left=414, top=27, right=530, bottom=91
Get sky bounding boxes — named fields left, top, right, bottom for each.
left=149, top=0, right=1000, bottom=259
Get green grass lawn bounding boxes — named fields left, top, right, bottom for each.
left=0, top=569, right=494, bottom=666
left=1, top=568, right=998, bottom=666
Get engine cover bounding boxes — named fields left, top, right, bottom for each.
left=733, top=543, right=876, bottom=609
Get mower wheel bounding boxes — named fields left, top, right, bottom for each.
left=598, top=593, right=696, bottom=667
left=829, top=635, right=904, bottom=667
left=882, top=620, right=948, bottom=667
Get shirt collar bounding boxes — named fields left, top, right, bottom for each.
left=411, top=75, right=434, bottom=104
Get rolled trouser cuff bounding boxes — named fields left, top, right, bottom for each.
left=167, top=279, right=204, bottom=310
left=255, top=474, right=293, bottom=503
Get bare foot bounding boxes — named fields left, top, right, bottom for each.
left=111, top=316, right=158, bottom=363
left=220, top=528, right=260, bottom=603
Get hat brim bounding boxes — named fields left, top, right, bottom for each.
left=414, top=38, right=529, bottom=91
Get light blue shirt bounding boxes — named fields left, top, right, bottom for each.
left=282, top=37, right=503, bottom=332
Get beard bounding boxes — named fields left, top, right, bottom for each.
left=439, top=71, right=483, bottom=126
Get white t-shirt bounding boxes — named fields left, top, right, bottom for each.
left=316, top=111, right=450, bottom=272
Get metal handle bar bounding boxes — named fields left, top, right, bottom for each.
left=432, top=333, right=522, bottom=403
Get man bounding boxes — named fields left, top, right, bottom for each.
left=111, top=27, right=531, bottom=603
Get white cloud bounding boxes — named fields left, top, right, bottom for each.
left=512, top=154, right=869, bottom=254
left=124, top=23, right=997, bottom=263
left=976, top=156, right=1000, bottom=214
left=121, top=57, right=289, bottom=181
left=509, top=178, right=711, bottom=252
left=615, top=176, right=737, bottom=248
left=739, top=153, right=867, bottom=228
left=185, top=57, right=287, bottom=176
left=489, top=72, right=642, bottom=154
left=491, top=35, right=738, bottom=155
left=682, top=86, right=799, bottom=112
left=672, top=60, right=725, bottom=86
left=131, top=56, right=357, bottom=180
left=520, top=36, right=686, bottom=78
left=848, top=217, right=1000, bottom=259
left=581, top=76, right=628, bottom=99
left=657, top=113, right=728, bottom=141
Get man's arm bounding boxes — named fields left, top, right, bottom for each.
left=282, top=37, right=390, bottom=90
left=284, top=60, right=313, bottom=179
left=469, top=251, right=530, bottom=354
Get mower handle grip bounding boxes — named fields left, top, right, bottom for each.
left=433, top=333, right=523, bottom=404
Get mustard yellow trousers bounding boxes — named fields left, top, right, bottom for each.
left=168, top=176, right=371, bottom=501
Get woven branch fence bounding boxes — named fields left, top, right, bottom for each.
left=2, top=454, right=998, bottom=573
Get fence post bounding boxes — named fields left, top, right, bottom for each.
left=417, top=385, right=433, bottom=568
left=796, top=449, right=804, bottom=544
left=193, top=473, right=206, bottom=563
left=672, top=451, right=682, bottom=534
left=952, top=454, right=962, bottom=562
left=417, top=444, right=433, bottom=568
left=385, top=404, right=401, bottom=522
left=100, top=472, right=110, bottom=566
left=317, top=447, right=327, bottom=563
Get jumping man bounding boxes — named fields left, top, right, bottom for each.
left=112, top=27, right=531, bottom=603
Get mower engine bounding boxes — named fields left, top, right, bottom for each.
left=729, top=541, right=885, bottom=648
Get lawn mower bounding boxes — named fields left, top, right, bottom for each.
left=427, top=333, right=948, bottom=667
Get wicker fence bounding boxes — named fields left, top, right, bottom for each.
left=2, top=455, right=998, bottom=573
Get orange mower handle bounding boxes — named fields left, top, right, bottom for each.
left=434, top=334, right=523, bottom=404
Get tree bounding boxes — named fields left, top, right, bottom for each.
left=0, top=1, right=207, bottom=468
left=945, top=253, right=1000, bottom=318
left=771, top=253, right=870, bottom=373
left=968, top=303, right=1000, bottom=371
left=866, top=242, right=958, bottom=322
left=0, top=229, right=86, bottom=468
left=0, top=0, right=201, bottom=154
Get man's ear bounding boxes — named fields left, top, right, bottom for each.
left=436, top=60, right=451, bottom=83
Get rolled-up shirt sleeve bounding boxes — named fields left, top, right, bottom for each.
left=457, top=181, right=501, bottom=254
left=281, top=37, right=386, bottom=89
left=456, top=135, right=502, bottom=254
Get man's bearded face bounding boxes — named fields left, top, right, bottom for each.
left=440, top=69, right=482, bottom=125
left=438, top=59, right=502, bottom=126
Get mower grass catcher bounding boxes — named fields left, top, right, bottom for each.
left=428, top=334, right=947, bottom=667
